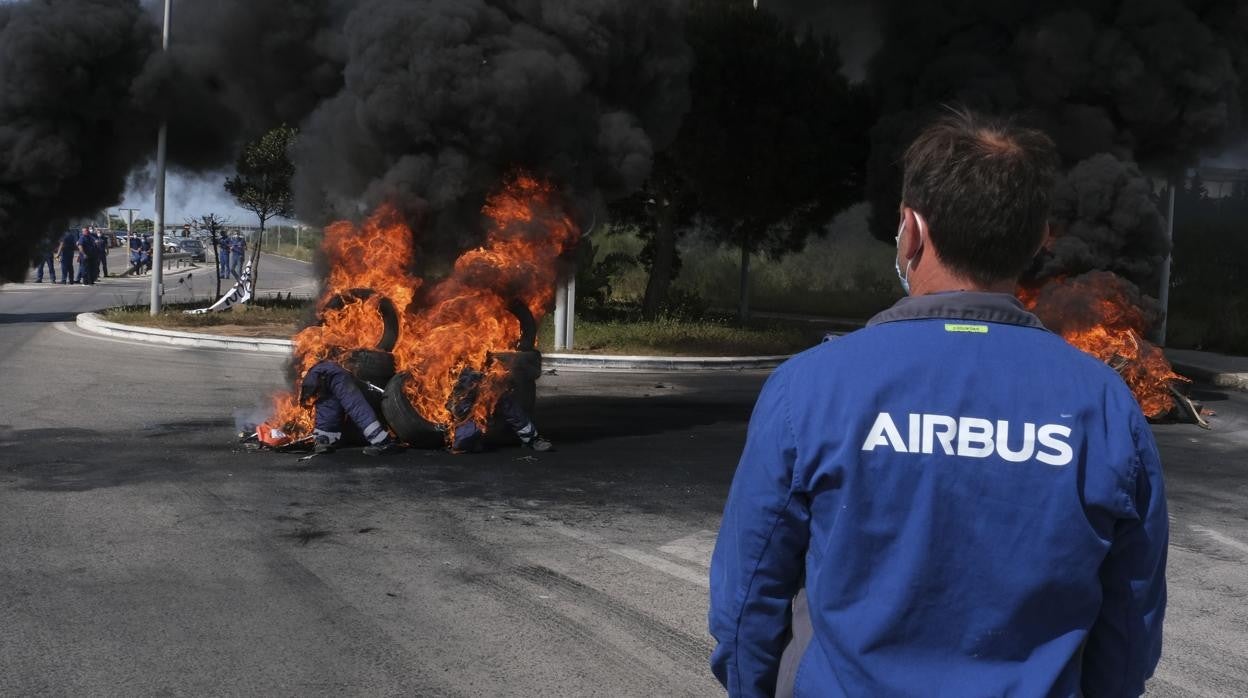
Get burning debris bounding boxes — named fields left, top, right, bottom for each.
left=1020, top=271, right=1208, bottom=426
left=257, top=173, right=577, bottom=449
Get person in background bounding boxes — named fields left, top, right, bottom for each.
left=230, top=232, right=246, bottom=277
left=32, top=239, right=56, bottom=283
left=95, top=228, right=110, bottom=278
left=55, top=229, right=76, bottom=284
left=74, top=227, right=95, bottom=285
left=128, top=234, right=144, bottom=275
left=709, top=109, right=1167, bottom=698
left=141, top=236, right=153, bottom=273
left=216, top=234, right=231, bottom=279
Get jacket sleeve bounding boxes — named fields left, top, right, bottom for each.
left=710, top=369, right=810, bottom=697
left=1081, top=408, right=1168, bottom=697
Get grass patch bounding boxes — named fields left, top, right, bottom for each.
left=263, top=242, right=316, bottom=263
left=101, top=299, right=820, bottom=356
left=538, top=315, right=814, bottom=356
left=101, top=298, right=309, bottom=337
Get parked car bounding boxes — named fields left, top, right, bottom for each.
left=175, top=237, right=206, bottom=262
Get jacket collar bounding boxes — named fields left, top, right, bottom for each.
left=866, top=291, right=1047, bottom=330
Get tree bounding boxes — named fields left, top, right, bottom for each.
left=225, top=124, right=296, bottom=294
left=673, top=1, right=872, bottom=322
left=132, top=218, right=155, bottom=234
left=609, top=153, right=697, bottom=319
left=190, top=213, right=230, bottom=298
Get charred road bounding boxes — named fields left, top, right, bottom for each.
left=1, top=271, right=1246, bottom=697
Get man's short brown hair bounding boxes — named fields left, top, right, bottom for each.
left=902, top=109, right=1059, bottom=287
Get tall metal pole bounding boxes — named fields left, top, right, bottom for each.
left=150, top=0, right=172, bottom=315
left=565, top=270, right=576, bottom=350
left=120, top=208, right=139, bottom=239
left=553, top=275, right=567, bottom=350
left=1155, top=178, right=1177, bottom=346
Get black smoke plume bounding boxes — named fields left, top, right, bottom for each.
left=860, top=0, right=1248, bottom=293
left=134, top=0, right=348, bottom=168
left=0, top=0, right=689, bottom=284
left=291, top=0, right=691, bottom=267
left=0, top=0, right=158, bottom=282
left=0, top=0, right=349, bottom=283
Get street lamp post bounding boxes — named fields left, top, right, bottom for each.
left=150, top=0, right=172, bottom=315
left=1155, top=177, right=1179, bottom=346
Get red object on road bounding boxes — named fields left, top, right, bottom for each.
left=257, top=422, right=294, bottom=448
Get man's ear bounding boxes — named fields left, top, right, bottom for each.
left=898, top=206, right=922, bottom=261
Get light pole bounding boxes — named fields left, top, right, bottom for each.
left=119, top=208, right=139, bottom=239
left=150, top=0, right=172, bottom=315
left=1155, top=176, right=1179, bottom=346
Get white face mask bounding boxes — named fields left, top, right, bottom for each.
left=894, top=212, right=925, bottom=296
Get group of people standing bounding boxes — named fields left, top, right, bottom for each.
left=216, top=233, right=247, bottom=279
left=32, top=227, right=114, bottom=284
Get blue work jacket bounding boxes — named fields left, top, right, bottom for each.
left=710, top=291, right=1167, bottom=698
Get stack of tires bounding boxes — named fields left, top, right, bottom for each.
left=381, top=300, right=544, bottom=447
left=327, top=289, right=544, bottom=448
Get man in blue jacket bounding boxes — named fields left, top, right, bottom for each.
left=709, top=110, right=1167, bottom=698
left=74, top=227, right=96, bottom=285
left=55, top=229, right=77, bottom=284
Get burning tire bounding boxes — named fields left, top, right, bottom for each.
left=508, top=299, right=538, bottom=352
left=346, top=349, right=396, bottom=387
left=381, top=372, right=444, bottom=448
left=347, top=349, right=395, bottom=425
left=322, top=288, right=400, bottom=352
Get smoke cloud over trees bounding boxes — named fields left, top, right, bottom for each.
left=2, top=0, right=1247, bottom=295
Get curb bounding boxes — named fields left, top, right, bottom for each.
left=76, top=312, right=294, bottom=354
left=1169, top=360, right=1248, bottom=393
left=543, top=353, right=788, bottom=371
left=74, top=312, right=789, bottom=371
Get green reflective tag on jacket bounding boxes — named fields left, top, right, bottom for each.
left=945, top=323, right=989, bottom=334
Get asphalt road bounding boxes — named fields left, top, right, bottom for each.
left=1, top=267, right=1246, bottom=696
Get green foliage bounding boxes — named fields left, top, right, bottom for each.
left=610, top=5, right=875, bottom=318
left=225, top=124, right=297, bottom=229
left=675, top=3, right=872, bottom=255
left=575, top=228, right=640, bottom=313
left=575, top=206, right=901, bottom=320
left=1167, top=182, right=1248, bottom=354
left=537, top=315, right=811, bottom=356
left=102, top=297, right=307, bottom=332
left=132, top=218, right=154, bottom=234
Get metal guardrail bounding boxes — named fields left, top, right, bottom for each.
left=162, top=252, right=193, bottom=270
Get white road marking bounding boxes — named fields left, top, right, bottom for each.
left=547, top=523, right=710, bottom=589
left=658, top=530, right=717, bottom=569
left=1190, top=525, right=1248, bottom=556
left=612, top=548, right=709, bottom=588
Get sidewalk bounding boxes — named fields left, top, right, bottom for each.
left=1166, top=349, right=1248, bottom=392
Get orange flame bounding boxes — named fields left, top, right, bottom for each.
left=266, top=173, right=578, bottom=438
left=1020, top=271, right=1184, bottom=418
